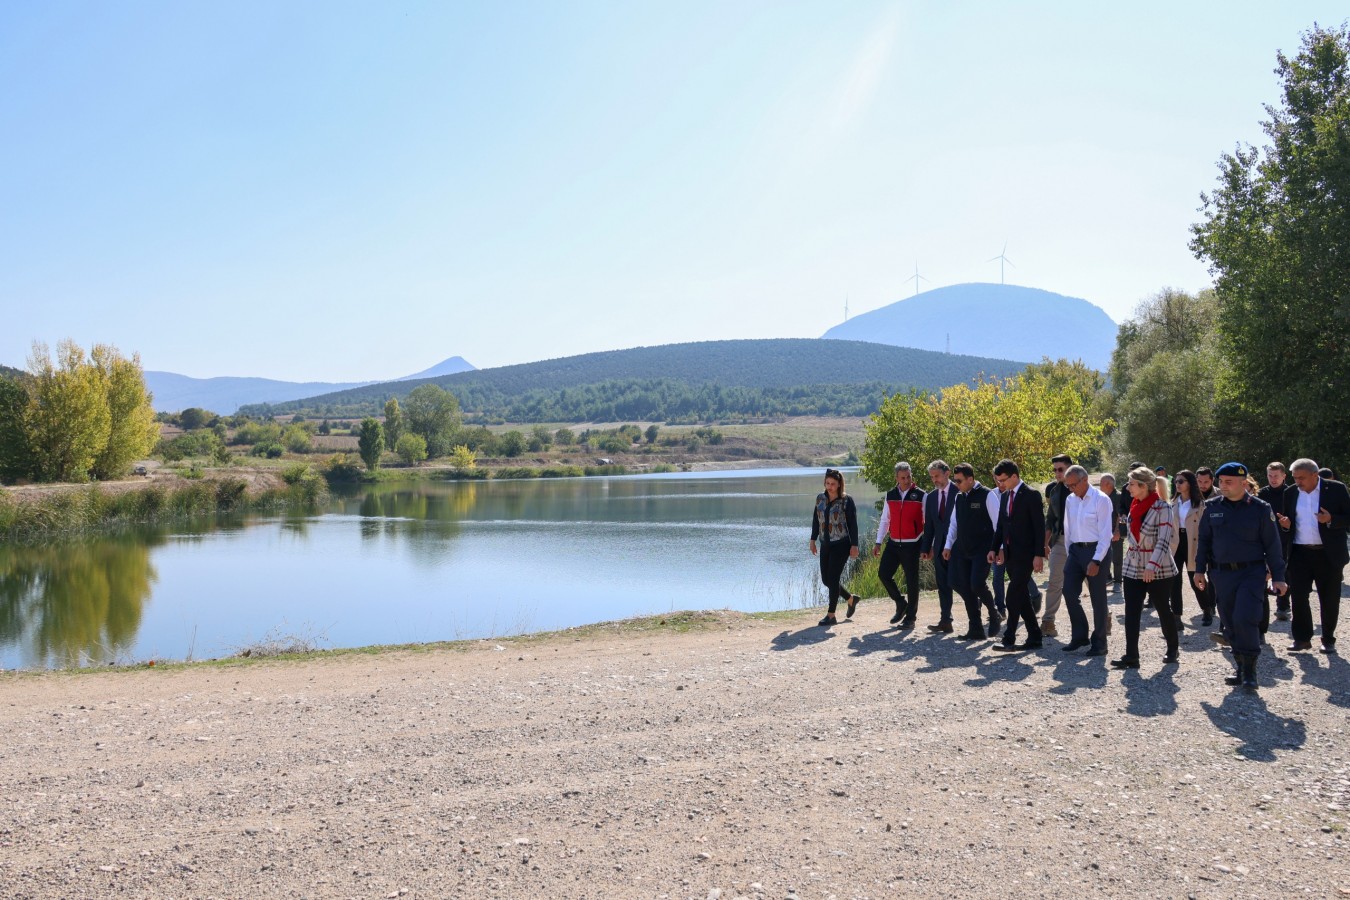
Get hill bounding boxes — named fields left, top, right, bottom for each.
left=142, top=356, right=477, bottom=413
left=0, top=363, right=24, bottom=381
left=242, top=339, right=1026, bottom=422
left=822, top=283, right=1118, bottom=371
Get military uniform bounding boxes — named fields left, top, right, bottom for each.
left=1194, top=462, right=1287, bottom=689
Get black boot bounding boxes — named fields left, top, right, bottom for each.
left=1224, top=654, right=1245, bottom=687
left=1241, top=655, right=1258, bottom=691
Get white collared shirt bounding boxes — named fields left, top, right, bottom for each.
left=1064, top=485, right=1114, bottom=561
left=1295, top=481, right=1322, bottom=545
left=1178, top=498, right=1192, bottom=530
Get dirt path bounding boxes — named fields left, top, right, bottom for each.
left=1, top=599, right=1347, bottom=899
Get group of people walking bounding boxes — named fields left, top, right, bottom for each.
left=809, top=455, right=1349, bottom=692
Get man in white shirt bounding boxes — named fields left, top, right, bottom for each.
left=1059, top=466, right=1115, bottom=655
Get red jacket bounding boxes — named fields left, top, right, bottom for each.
left=880, top=486, right=926, bottom=542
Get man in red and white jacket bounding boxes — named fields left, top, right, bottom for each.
left=873, top=461, right=926, bottom=625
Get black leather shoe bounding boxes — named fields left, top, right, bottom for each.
left=1224, top=671, right=1243, bottom=686
left=1275, top=607, right=1290, bottom=621
left=889, top=606, right=906, bottom=625
left=1162, top=652, right=1180, bottom=664
left=1288, top=640, right=1313, bottom=652
left=818, top=616, right=837, bottom=627
left=1016, top=640, right=1043, bottom=651
left=991, top=642, right=1018, bottom=652
left=987, top=615, right=1002, bottom=637
left=1202, top=612, right=1213, bottom=626
left=846, top=595, right=859, bottom=619
left=898, top=618, right=916, bottom=630
left=1084, top=646, right=1108, bottom=657
left=927, top=621, right=954, bottom=634
left=1110, top=657, right=1139, bottom=669
left=1062, top=639, right=1089, bottom=652
left=1322, top=642, right=1338, bottom=655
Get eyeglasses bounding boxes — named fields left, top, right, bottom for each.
left=1053, top=466, right=1067, bottom=474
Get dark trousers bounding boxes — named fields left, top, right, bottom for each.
left=878, top=540, right=921, bottom=619
left=950, top=551, right=995, bottom=629
left=1213, top=565, right=1267, bottom=659
left=1109, top=535, right=1123, bottom=582
left=992, top=562, right=1040, bottom=612
left=818, top=539, right=853, bottom=613
left=1001, top=558, right=1043, bottom=646
left=1288, top=544, right=1344, bottom=645
left=1062, top=542, right=1109, bottom=650
left=932, top=550, right=954, bottom=624
left=1170, top=531, right=1211, bottom=617
left=1122, top=576, right=1178, bottom=661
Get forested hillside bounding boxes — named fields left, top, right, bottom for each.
left=243, top=339, right=1023, bottom=423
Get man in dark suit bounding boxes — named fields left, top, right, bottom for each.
left=989, top=458, right=1047, bottom=651
left=1277, top=458, right=1350, bottom=654
left=1258, top=461, right=1294, bottom=620
left=919, top=459, right=959, bottom=632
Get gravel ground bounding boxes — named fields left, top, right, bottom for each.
left=1, top=588, right=1347, bottom=900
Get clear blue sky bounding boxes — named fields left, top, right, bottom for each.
left=1, top=2, right=1341, bottom=380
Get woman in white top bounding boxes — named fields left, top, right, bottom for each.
left=1169, top=470, right=1212, bottom=627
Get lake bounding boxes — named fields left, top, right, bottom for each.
left=0, top=468, right=881, bottom=670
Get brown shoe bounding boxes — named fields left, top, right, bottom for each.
left=1040, top=619, right=1058, bottom=638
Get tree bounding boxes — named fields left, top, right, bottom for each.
left=282, top=424, right=312, bottom=454
left=177, top=407, right=213, bottom=430
left=403, top=385, right=462, bottom=459
left=862, top=374, right=1108, bottom=491
left=357, top=418, right=384, bottom=471
left=1190, top=24, right=1350, bottom=475
left=24, top=341, right=113, bottom=483
left=450, top=444, right=476, bottom=470
left=554, top=427, right=576, bottom=446
left=395, top=432, right=428, bottom=466
left=383, top=398, right=403, bottom=447
left=0, top=377, right=33, bottom=483
left=499, top=430, right=526, bottom=457
left=645, top=424, right=660, bottom=444
left=90, top=345, right=160, bottom=480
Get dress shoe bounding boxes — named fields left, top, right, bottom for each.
left=987, top=614, right=1003, bottom=638
left=818, top=615, right=837, bottom=627
left=1209, top=631, right=1230, bottom=647
left=991, top=642, right=1019, bottom=652
left=1321, top=642, right=1338, bottom=655
left=1287, top=640, right=1313, bottom=652
left=927, top=621, right=954, bottom=634
left=898, top=618, right=916, bottom=630
left=1162, top=652, right=1180, bottom=664
left=1040, top=620, right=1058, bottom=638
left=1202, top=612, right=1213, bottom=626
left=1224, top=670, right=1243, bottom=686
left=1275, top=606, right=1290, bottom=621
left=1084, top=646, right=1108, bottom=657
left=1110, top=656, right=1140, bottom=669
left=1016, top=639, right=1043, bottom=651
left=889, top=606, right=907, bottom=625
left=845, top=595, right=859, bottom=619
left=957, top=628, right=986, bottom=641
left=1062, top=639, right=1089, bottom=652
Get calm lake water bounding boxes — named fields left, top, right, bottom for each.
left=0, top=468, right=880, bottom=670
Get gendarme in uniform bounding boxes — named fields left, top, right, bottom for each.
left=1194, top=461, right=1287, bottom=690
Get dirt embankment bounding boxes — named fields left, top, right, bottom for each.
left=1, top=601, right=1346, bottom=899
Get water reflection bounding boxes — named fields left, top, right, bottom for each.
left=0, top=536, right=159, bottom=668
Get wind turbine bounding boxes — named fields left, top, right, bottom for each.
left=987, top=242, right=1015, bottom=285
left=903, top=263, right=929, bottom=297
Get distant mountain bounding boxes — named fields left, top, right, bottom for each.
left=143, top=355, right=477, bottom=413
left=242, top=339, right=1028, bottom=422
left=0, top=363, right=24, bottom=381
left=822, top=283, right=1118, bottom=371
left=397, top=356, right=476, bottom=381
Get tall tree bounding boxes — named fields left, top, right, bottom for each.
left=403, top=385, right=462, bottom=459
left=0, top=377, right=33, bottom=483
left=357, top=418, right=385, bottom=471
left=1190, top=24, right=1350, bottom=475
left=382, top=397, right=403, bottom=447
left=25, top=341, right=112, bottom=483
left=90, top=344, right=160, bottom=481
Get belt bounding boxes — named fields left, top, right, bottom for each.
left=1294, top=543, right=1324, bottom=550
left=1216, top=559, right=1264, bottom=571
left=1069, top=541, right=1096, bottom=548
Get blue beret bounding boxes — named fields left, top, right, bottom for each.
left=1214, top=461, right=1248, bottom=478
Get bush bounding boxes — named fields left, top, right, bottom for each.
left=250, top=442, right=284, bottom=459
left=396, top=432, right=428, bottom=466
left=499, top=430, right=527, bottom=457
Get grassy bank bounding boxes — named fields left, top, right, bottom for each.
left=0, top=475, right=328, bottom=541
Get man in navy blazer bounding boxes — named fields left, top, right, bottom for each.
left=989, top=458, right=1047, bottom=651
left=1277, top=458, right=1350, bottom=653
left=919, top=459, right=959, bottom=631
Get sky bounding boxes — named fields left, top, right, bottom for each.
left=1, top=2, right=1343, bottom=381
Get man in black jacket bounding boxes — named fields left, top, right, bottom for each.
left=1278, top=459, right=1350, bottom=654
left=943, top=463, right=1001, bottom=641
left=919, top=460, right=959, bottom=632
left=1258, top=461, right=1294, bottom=620
left=990, top=459, right=1047, bottom=651
left=1040, top=454, right=1072, bottom=637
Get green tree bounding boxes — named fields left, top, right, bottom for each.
left=0, top=377, right=34, bottom=483
left=383, top=398, right=404, bottom=447
left=357, top=417, right=384, bottom=471
left=395, top=432, right=428, bottom=466
left=499, top=430, right=526, bottom=457
left=404, top=385, right=462, bottom=458
left=177, top=407, right=214, bottom=430
left=554, top=427, right=576, bottom=446
left=530, top=424, right=552, bottom=450
left=282, top=424, right=312, bottom=454
left=645, top=424, right=660, bottom=444
left=449, top=444, right=476, bottom=470
left=24, top=341, right=113, bottom=483
left=90, top=346, right=159, bottom=481
left=1190, top=24, right=1350, bottom=475
left=862, top=375, right=1108, bottom=490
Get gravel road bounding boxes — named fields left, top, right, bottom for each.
left=2, top=593, right=1347, bottom=899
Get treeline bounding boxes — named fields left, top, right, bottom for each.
left=241, top=338, right=1026, bottom=421
left=248, top=378, right=899, bottom=423
left=1, top=341, right=159, bottom=484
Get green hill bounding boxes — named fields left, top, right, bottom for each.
left=242, top=339, right=1025, bottom=423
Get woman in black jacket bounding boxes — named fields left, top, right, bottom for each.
left=810, top=468, right=860, bottom=626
